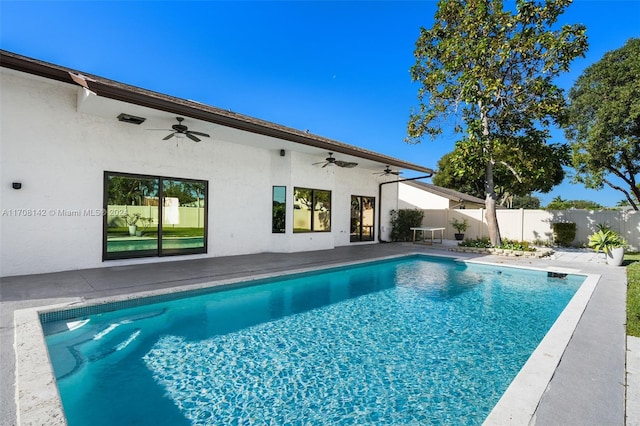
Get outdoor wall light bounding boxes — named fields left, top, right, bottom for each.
left=12, top=182, right=22, bottom=190
left=280, top=149, right=286, bottom=157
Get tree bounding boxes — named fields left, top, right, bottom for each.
left=432, top=152, right=485, bottom=199
left=545, top=196, right=603, bottom=210
left=407, top=0, right=587, bottom=245
left=546, top=195, right=566, bottom=209
left=511, top=194, right=541, bottom=209
left=433, top=140, right=569, bottom=202
left=107, top=176, right=158, bottom=205
left=563, top=38, right=640, bottom=210
left=616, top=185, right=639, bottom=208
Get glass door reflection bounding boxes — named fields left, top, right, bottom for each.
left=161, top=179, right=207, bottom=254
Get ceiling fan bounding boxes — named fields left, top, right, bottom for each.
left=374, top=166, right=402, bottom=176
left=151, top=117, right=210, bottom=142
left=313, top=152, right=358, bottom=168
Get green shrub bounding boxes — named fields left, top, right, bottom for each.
left=390, top=209, right=425, bottom=242
left=457, top=238, right=536, bottom=251
left=458, top=237, right=493, bottom=248
left=552, top=222, right=577, bottom=247
left=450, top=218, right=469, bottom=233
left=499, top=239, right=536, bottom=252
left=532, top=239, right=551, bottom=247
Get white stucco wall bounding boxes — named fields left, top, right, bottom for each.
left=398, top=182, right=451, bottom=209
left=379, top=183, right=399, bottom=242
left=0, top=68, right=385, bottom=276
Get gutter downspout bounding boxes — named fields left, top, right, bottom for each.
left=378, top=174, right=433, bottom=242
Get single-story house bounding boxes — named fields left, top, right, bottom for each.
left=398, top=181, right=485, bottom=210
left=0, top=50, right=435, bottom=277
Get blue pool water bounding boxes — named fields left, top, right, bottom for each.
left=43, top=256, right=584, bottom=425
left=106, top=236, right=204, bottom=252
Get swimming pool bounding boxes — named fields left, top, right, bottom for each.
left=42, top=255, right=586, bottom=425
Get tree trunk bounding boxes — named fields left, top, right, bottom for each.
left=485, top=160, right=502, bottom=246
left=480, top=103, right=502, bottom=246
left=631, top=185, right=640, bottom=211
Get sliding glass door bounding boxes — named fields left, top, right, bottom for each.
left=104, top=172, right=207, bottom=260
left=161, top=178, right=207, bottom=254
left=350, top=195, right=375, bottom=242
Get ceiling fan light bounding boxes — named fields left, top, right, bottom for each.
left=174, top=132, right=186, bottom=139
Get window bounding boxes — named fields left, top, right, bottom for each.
left=350, top=195, right=375, bottom=242
left=104, top=172, right=207, bottom=260
left=272, top=186, right=286, bottom=233
left=293, top=187, right=331, bottom=232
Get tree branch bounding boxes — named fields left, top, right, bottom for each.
left=498, top=161, right=523, bottom=183
left=602, top=177, right=639, bottom=210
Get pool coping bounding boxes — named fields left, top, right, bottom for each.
left=13, top=252, right=599, bottom=425
left=479, top=265, right=599, bottom=425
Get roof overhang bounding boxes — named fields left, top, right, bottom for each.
left=0, top=50, right=434, bottom=175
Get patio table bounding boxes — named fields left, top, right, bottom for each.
left=410, top=227, right=445, bottom=245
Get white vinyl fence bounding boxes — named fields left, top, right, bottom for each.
left=420, top=209, right=639, bottom=251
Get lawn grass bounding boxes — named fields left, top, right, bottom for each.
left=626, top=252, right=640, bottom=337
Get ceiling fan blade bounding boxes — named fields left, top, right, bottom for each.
left=188, top=131, right=209, bottom=137
left=186, top=133, right=201, bottom=142
left=376, top=167, right=402, bottom=175
left=163, top=133, right=175, bottom=140
left=322, top=162, right=330, bottom=168
left=335, top=161, right=358, bottom=168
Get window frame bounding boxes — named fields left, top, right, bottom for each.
left=350, top=195, right=375, bottom=242
left=293, top=187, right=332, bottom=233
left=272, top=185, right=286, bottom=233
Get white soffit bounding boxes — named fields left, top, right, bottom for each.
left=74, top=88, right=393, bottom=171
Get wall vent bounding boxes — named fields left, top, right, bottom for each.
left=117, top=113, right=146, bottom=125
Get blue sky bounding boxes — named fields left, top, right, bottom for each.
left=1, top=1, right=638, bottom=207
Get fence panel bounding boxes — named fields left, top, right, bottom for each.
left=420, top=208, right=639, bottom=251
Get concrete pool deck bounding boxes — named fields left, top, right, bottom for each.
left=0, top=242, right=634, bottom=425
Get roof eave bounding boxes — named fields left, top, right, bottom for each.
left=0, top=50, right=434, bottom=174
